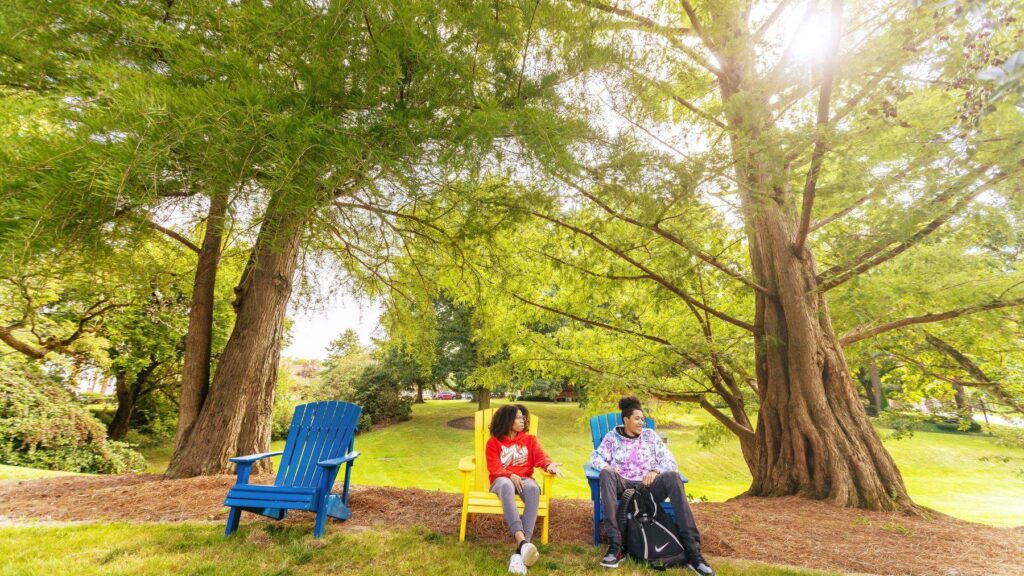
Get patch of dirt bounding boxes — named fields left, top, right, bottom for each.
left=447, top=416, right=474, bottom=430
left=1, top=475, right=1021, bottom=576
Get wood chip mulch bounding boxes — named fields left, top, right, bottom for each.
left=0, top=475, right=1021, bottom=576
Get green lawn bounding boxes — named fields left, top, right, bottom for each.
left=0, top=522, right=840, bottom=576
left=6, top=399, right=1023, bottom=528
left=350, top=400, right=1024, bottom=527
left=0, top=464, right=86, bottom=481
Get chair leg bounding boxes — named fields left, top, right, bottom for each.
left=225, top=507, right=242, bottom=537
left=541, top=512, right=549, bottom=544
left=313, top=507, right=329, bottom=539
left=458, top=501, right=469, bottom=542
left=593, top=500, right=601, bottom=546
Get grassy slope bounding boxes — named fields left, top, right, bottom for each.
left=0, top=522, right=841, bottom=576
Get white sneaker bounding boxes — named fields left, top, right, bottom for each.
left=508, top=553, right=528, bottom=575
left=520, top=542, right=540, bottom=567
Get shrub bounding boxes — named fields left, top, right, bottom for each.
left=356, top=412, right=372, bottom=433
left=352, top=364, right=412, bottom=426
left=0, top=361, right=145, bottom=473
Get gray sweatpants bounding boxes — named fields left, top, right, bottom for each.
left=599, top=467, right=700, bottom=545
left=490, top=476, right=540, bottom=541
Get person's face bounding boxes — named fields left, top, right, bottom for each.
left=512, top=410, right=526, bottom=433
left=624, top=409, right=645, bottom=436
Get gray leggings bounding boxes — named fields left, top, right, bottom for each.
left=490, top=476, right=540, bottom=541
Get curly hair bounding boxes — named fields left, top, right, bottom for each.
left=489, top=404, right=531, bottom=438
left=619, top=395, right=643, bottom=421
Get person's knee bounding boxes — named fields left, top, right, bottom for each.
left=522, top=481, right=540, bottom=496
left=659, top=471, right=681, bottom=483
left=599, top=467, right=619, bottom=483
left=492, top=477, right=514, bottom=495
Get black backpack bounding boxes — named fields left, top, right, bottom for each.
left=616, top=486, right=689, bottom=570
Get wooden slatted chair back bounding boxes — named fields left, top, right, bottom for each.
left=472, top=408, right=540, bottom=491
left=275, top=401, right=362, bottom=489
left=589, top=412, right=656, bottom=449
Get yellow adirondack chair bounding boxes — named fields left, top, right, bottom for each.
left=458, top=408, right=555, bottom=543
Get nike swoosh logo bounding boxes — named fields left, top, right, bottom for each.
left=655, top=542, right=669, bottom=553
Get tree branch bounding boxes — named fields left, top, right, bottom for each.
left=649, top=390, right=755, bottom=441
left=575, top=0, right=721, bottom=76
left=754, top=0, right=798, bottom=40
left=793, top=0, right=844, bottom=257
left=575, top=0, right=692, bottom=37
left=566, top=179, right=771, bottom=296
left=818, top=170, right=1005, bottom=291
left=924, top=332, right=1024, bottom=414
left=0, top=326, right=48, bottom=359
left=526, top=208, right=756, bottom=332
left=147, top=220, right=200, bottom=254
left=839, top=296, right=1024, bottom=346
left=512, top=293, right=680, bottom=348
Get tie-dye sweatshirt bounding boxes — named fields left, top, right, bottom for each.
left=486, top=432, right=553, bottom=484
left=588, top=426, right=677, bottom=482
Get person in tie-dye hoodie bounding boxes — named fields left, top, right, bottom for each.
left=589, top=396, right=715, bottom=575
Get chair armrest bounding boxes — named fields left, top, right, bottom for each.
left=229, top=451, right=283, bottom=464
left=458, top=455, right=476, bottom=473
left=584, top=462, right=601, bottom=481
left=318, top=451, right=360, bottom=468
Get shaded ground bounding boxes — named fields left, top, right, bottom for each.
left=0, top=475, right=1021, bottom=576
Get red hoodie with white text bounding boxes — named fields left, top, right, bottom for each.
left=486, top=431, right=553, bottom=484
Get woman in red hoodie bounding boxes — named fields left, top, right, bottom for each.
left=487, top=404, right=561, bottom=574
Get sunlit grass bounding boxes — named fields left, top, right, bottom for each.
left=0, top=522, right=842, bottom=576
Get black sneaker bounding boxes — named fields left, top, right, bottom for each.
left=686, top=551, right=715, bottom=576
left=682, top=538, right=715, bottom=576
left=600, top=543, right=624, bottom=568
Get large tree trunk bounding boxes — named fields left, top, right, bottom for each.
left=476, top=387, right=490, bottom=410
left=108, top=360, right=159, bottom=440
left=235, top=321, right=284, bottom=473
left=108, top=373, right=137, bottom=440
left=953, top=383, right=971, bottom=416
left=742, top=204, right=911, bottom=509
left=718, top=58, right=912, bottom=509
left=415, top=381, right=425, bottom=403
left=165, top=190, right=308, bottom=477
left=862, top=357, right=883, bottom=416
left=173, top=193, right=228, bottom=451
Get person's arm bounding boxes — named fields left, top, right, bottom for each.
left=648, top=430, right=678, bottom=474
left=485, top=437, right=511, bottom=478
left=588, top=433, right=615, bottom=471
left=530, top=435, right=554, bottom=471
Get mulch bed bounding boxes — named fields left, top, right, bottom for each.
left=1, top=475, right=1021, bottom=576
left=447, top=416, right=475, bottom=430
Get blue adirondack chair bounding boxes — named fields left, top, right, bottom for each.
left=583, top=412, right=687, bottom=545
left=224, top=401, right=362, bottom=538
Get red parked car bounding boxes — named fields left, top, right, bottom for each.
left=436, top=391, right=458, bottom=400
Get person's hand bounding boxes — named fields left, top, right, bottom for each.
left=509, top=473, right=524, bottom=493
left=642, top=470, right=658, bottom=487
left=546, top=463, right=564, bottom=477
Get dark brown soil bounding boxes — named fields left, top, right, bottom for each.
left=0, top=475, right=1021, bottom=576
left=447, top=416, right=474, bottom=430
